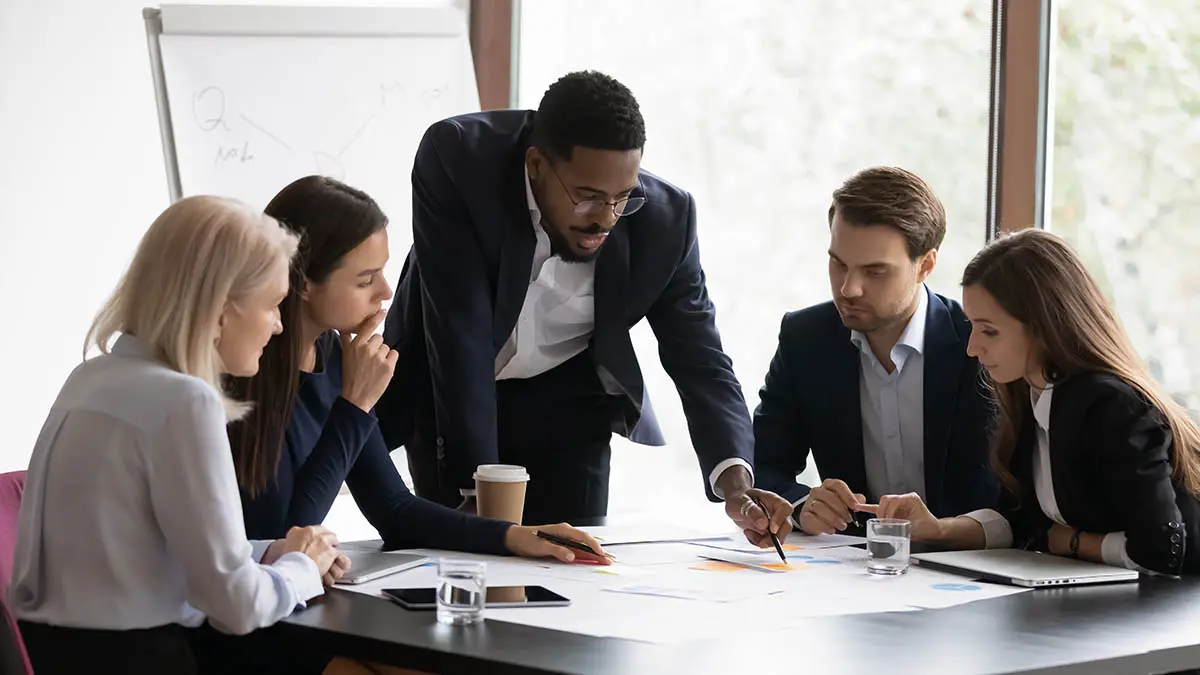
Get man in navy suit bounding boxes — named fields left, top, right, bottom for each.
left=754, top=167, right=998, bottom=535
left=380, top=71, right=791, bottom=542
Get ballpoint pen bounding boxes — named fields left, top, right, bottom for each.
left=533, top=530, right=617, bottom=561
left=750, top=494, right=788, bottom=564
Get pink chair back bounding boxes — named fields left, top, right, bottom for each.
left=0, top=470, right=32, bottom=675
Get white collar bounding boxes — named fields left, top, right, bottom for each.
left=1031, top=385, right=1054, bottom=431
left=524, top=163, right=541, bottom=231
left=850, top=285, right=930, bottom=368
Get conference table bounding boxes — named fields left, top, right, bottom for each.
left=280, top=520, right=1200, bottom=675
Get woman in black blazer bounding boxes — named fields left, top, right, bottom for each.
left=861, top=229, right=1200, bottom=576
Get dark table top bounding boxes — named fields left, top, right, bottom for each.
left=281, top=525, right=1200, bottom=675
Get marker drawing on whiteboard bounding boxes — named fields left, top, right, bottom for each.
left=194, top=86, right=230, bottom=132
left=313, top=151, right=345, bottom=180
left=337, top=111, right=379, bottom=159
left=215, top=141, right=254, bottom=166
left=240, top=114, right=293, bottom=153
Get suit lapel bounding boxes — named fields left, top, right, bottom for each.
left=922, top=290, right=966, bottom=515
left=591, top=223, right=642, bottom=414
left=492, top=151, right=538, bottom=351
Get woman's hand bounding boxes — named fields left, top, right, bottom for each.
left=504, top=523, right=611, bottom=565
left=340, top=310, right=398, bottom=413
left=322, top=553, right=352, bottom=587
left=1047, top=522, right=1076, bottom=557
left=281, top=525, right=340, bottom=576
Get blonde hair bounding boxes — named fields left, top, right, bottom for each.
left=963, top=228, right=1200, bottom=495
left=86, top=196, right=299, bottom=420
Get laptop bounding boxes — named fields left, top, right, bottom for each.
left=912, top=549, right=1140, bottom=587
left=335, top=551, right=430, bottom=585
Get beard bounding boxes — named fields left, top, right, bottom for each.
left=543, top=217, right=609, bottom=263
left=836, top=298, right=911, bottom=334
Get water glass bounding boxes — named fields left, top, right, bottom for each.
left=866, top=518, right=912, bottom=575
left=436, top=559, right=487, bottom=625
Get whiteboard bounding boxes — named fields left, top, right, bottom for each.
left=145, top=3, right=479, bottom=283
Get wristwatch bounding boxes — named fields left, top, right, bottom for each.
left=1069, top=528, right=1082, bottom=558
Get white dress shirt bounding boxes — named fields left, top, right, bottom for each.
left=790, top=289, right=929, bottom=522
left=9, top=335, right=323, bottom=634
left=479, top=167, right=750, bottom=497
left=853, top=287, right=928, bottom=503
left=965, top=386, right=1145, bottom=571
left=494, top=167, right=597, bottom=380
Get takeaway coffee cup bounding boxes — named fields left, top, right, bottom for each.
left=474, top=464, right=530, bottom=524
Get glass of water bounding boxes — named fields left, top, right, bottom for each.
left=436, top=559, right=487, bottom=625
left=866, top=518, right=911, bottom=576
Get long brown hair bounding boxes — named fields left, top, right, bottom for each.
left=962, top=228, right=1200, bottom=496
left=226, top=176, right=388, bottom=497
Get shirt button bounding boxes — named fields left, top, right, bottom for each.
left=1171, top=545, right=1181, bottom=555
left=1171, top=533, right=1182, bottom=544
left=1169, top=521, right=1180, bottom=529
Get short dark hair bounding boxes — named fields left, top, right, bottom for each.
left=828, top=167, right=946, bottom=258
left=532, top=70, right=646, bottom=161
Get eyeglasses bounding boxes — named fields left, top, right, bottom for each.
left=547, top=162, right=646, bottom=218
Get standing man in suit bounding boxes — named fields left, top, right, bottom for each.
left=754, top=167, right=998, bottom=535
left=380, top=71, right=791, bottom=543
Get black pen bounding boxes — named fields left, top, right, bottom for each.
left=750, top=495, right=788, bottom=564
left=533, top=530, right=616, bottom=561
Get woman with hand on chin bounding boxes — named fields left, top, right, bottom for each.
left=210, top=176, right=608, bottom=675
left=859, top=229, right=1200, bottom=576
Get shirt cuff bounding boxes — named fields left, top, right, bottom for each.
left=963, top=509, right=1013, bottom=548
left=1099, top=531, right=1154, bottom=574
left=788, top=495, right=809, bottom=530
left=460, top=489, right=477, bottom=497
left=710, top=459, right=753, bottom=499
left=272, top=551, right=325, bottom=606
left=250, top=540, right=274, bottom=564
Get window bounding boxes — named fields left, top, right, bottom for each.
left=1050, top=0, right=1200, bottom=412
left=518, top=0, right=994, bottom=514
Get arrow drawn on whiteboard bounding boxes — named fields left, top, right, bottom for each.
left=337, top=111, right=378, bottom=159
left=194, top=86, right=230, bottom=132
left=240, top=114, right=293, bottom=154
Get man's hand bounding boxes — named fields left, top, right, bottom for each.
left=724, top=488, right=794, bottom=548
left=457, top=495, right=477, bottom=514
left=796, top=479, right=866, bottom=535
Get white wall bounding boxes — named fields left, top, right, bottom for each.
left=0, top=0, right=168, bottom=470
left=0, top=0, right=464, bottom=472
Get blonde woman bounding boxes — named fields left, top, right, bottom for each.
left=8, top=196, right=340, bottom=674
left=861, top=229, right=1200, bottom=576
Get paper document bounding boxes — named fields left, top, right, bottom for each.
left=696, top=553, right=805, bottom=573
left=688, top=532, right=865, bottom=555
left=604, top=581, right=784, bottom=603
left=580, top=523, right=735, bottom=546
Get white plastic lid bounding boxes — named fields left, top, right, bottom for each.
left=473, top=464, right=530, bottom=482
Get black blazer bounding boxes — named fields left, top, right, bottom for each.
left=998, top=372, right=1200, bottom=576
left=379, top=110, right=753, bottom=497
left=753, top=288, right=998, bottom=518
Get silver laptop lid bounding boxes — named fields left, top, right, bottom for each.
left=337, top=551, right=430, bottom=585
left=912, top=549, right=1139, bottom=587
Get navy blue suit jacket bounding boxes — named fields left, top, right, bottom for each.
left=753, top=288, right=998, bottom=517
left=380, top=110, right=752, bottom=498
